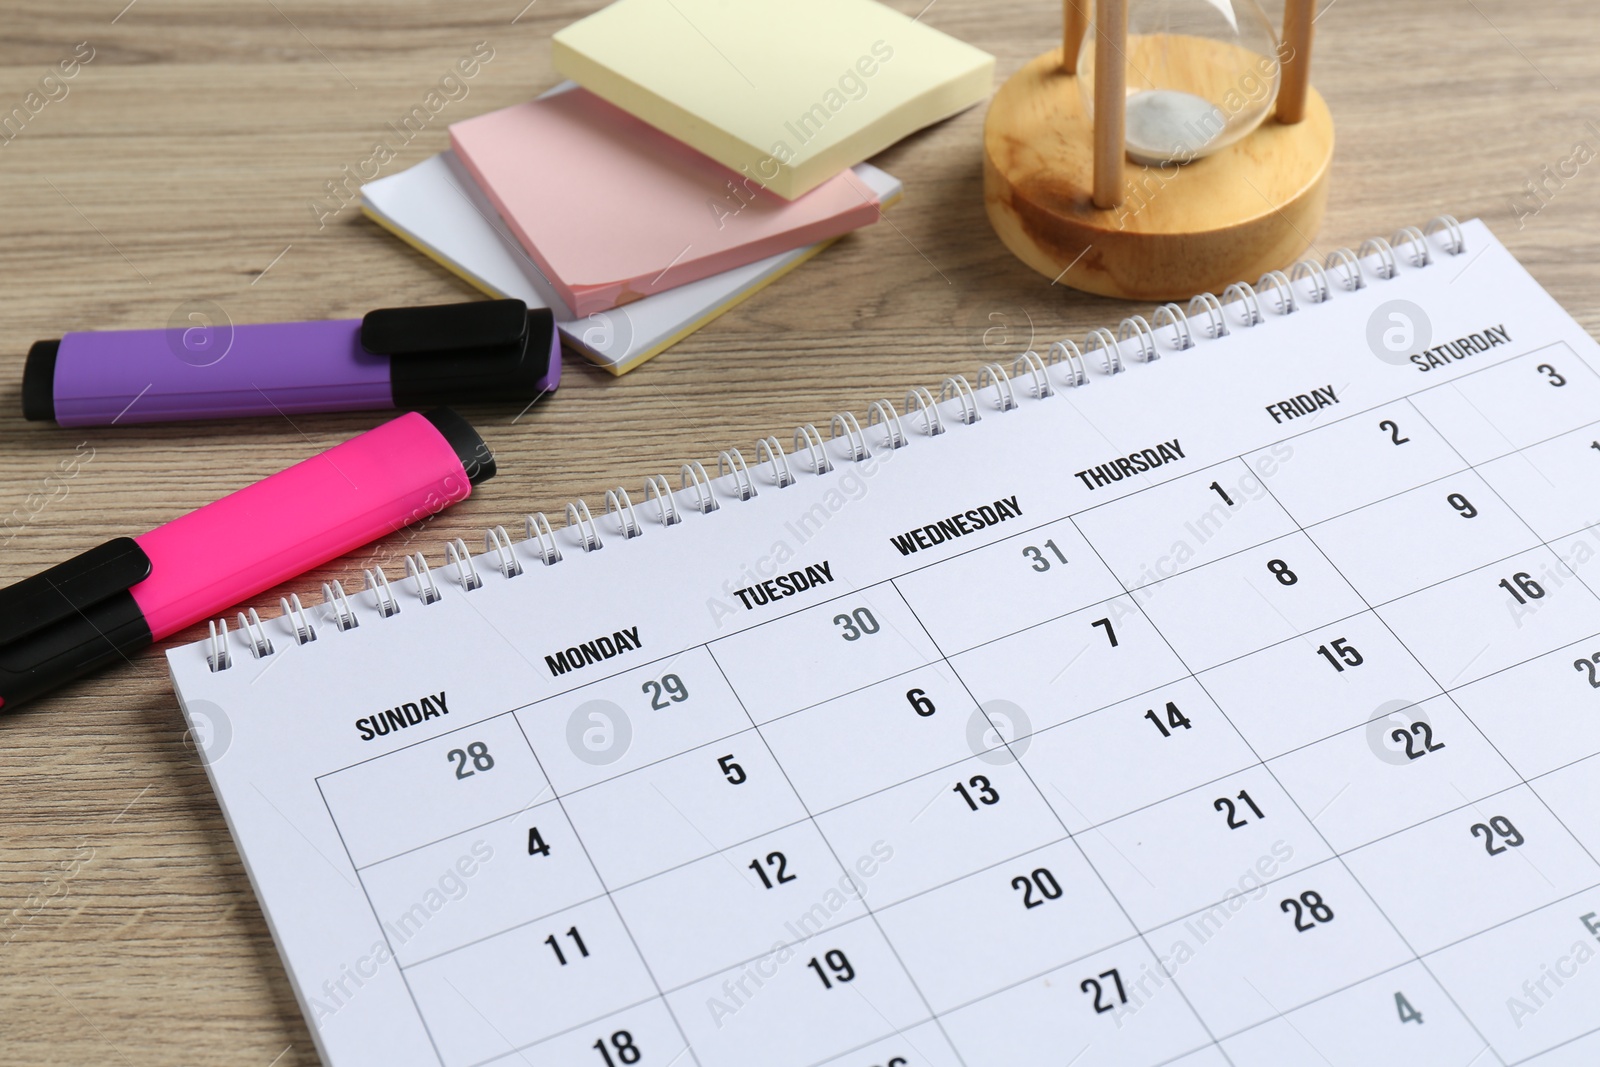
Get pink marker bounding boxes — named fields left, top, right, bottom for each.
left=0, top=408, right=495, bottom=709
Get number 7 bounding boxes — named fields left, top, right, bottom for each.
left=1092, top=617, right=1118, bottom=647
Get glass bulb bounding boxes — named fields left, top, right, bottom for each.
left=1078, top=0, right=1281, bottom=166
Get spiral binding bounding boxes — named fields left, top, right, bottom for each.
left=202, top=217, right=1468, bottom=671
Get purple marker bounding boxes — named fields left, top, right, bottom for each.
left=22, top=299, right=561, bottom=427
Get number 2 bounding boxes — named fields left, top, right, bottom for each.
left=1379, top=419, right=1410, bottom=446
left=1574, top=654, right=1600, bottom=688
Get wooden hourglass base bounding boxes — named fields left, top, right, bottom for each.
left=984, top=47, right=1334, bottom=301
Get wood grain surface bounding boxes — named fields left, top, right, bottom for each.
left=0, top=1, right=1596, bottom=1063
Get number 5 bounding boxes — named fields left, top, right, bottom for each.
left=717, top=754, right=747, bottom=785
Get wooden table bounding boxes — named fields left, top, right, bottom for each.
left=1, top=0, right=1595, bottom=1061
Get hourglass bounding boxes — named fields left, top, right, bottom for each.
left=984, top=0, right=1332, bottom=300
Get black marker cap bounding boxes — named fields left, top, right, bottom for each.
left=0, top=537, right=155, bottom=711
left=364, top=299, right=561, bottom=411
left=422, top=407, right=497, bottom=486
left=22, top=340, right=59, bottom=422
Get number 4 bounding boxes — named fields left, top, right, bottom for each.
left=1395, top=991, right=1424, bottom=1025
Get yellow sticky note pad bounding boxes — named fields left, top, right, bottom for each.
left=553, top=0, right=994, bottom=200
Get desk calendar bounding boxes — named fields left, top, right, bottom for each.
left=171, top=218, right=1600, bottom=1067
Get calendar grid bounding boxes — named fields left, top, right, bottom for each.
left=504, top=711, right=709, bottom=1067
left=700, top=644, right=977, bottom=1067
left=300, top=335, right=1600, bottom=1066
left=372, top=766, right=1599, bottom=995
left=1064, top=494, right=1518, bottom=1064
left=314, top=780, right=453, bottom=1067
left=881, top=578, right=1243, bottom=1066
left=1388, top=395, right=1600, bottom=873
left=1248, top=424, right=1592, bottom=1062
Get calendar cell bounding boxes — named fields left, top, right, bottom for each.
left=405, top=895, right=658, bottom=1067
left=1268, top=694, right=1522, bottom=853
left=1219, top=961, right=1489, bottom=1066
left=1427, top=886, right=1600, bottom=1063
left=359, top=800, right=601, bottom=967
left=612, top=823, right=867, bottom=991
left=515, top=647, right=752, bottom=795
left=320, top=713, right=550, bottom=869
left=1343, top=785, right=1600, bottom=954
left=810, top=1018, right=964, bottom=1067
left=666, top=918, right=930, bottom=1067
left=1476, top=423, right=1600, bottom=541
left=892, top=517, right=1124, bottom=653
left=1019, top=678, right=1257, bottom=833
left=1308, top=469, right=1541, bottom=605
left=759, top=664, right=980, bottom=814
left=1531, top=756, right=1600, bottom=861
left=1409, top=343, right=1600, bottom=465
left=938, top=938, right=1214, bottom=1067
left=1248, top=399, right=1465, bottom=527
left=950, top=595, right=1188, bottom=736
left=813, top=756, right=1065, bottom=908
left=1072, top=460, right=1298, bottom=590
left=559, top=730, right=809, bottom=888
left=1144, top=858, right=1413, bottom=1037
left=875, top=838, right=1136, bottom=1013
left=1137, top=532, right=1368, bottom=671
left=709, top=584, right=942, bottom=724
left=1377, top=546, right=1600, bottom=688
left=1450, top=632, right=1600, bottom=778
left=1198, top=613, right=1439, bottom=759
left=483, top=998, right=689, bottom=1067
left=1073, top=765, right=1331, bottom=931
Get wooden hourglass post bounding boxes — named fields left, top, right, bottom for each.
left=1091, top=0, right=1126, bottom=209
left=982, top=0, right=1334, bottom=299
left=1277, top=0, right=1315, bottom=124
left=1062, top=0, right=1088, bottom=74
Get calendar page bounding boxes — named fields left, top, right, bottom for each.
left=171, top=219, right=1600, bottom=1067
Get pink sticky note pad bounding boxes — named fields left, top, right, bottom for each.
left=449, top=89, right=884, bottom=317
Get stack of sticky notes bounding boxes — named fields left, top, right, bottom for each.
left=362, top=0, right=994, bottom=374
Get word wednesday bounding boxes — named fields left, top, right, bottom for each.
left=1265, top=386, right=1340, bottom=424
left=545, top=626, right=643, bottom=677
left=355, top=691, right=449, bottom=741
left=1074, top=439, right=1185, bottom=491
left=1410, top=324, right=1512, bottom=372
left=890, top=496, right=1023, bottom=556
left=733, top=561, right=836, bottom=611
